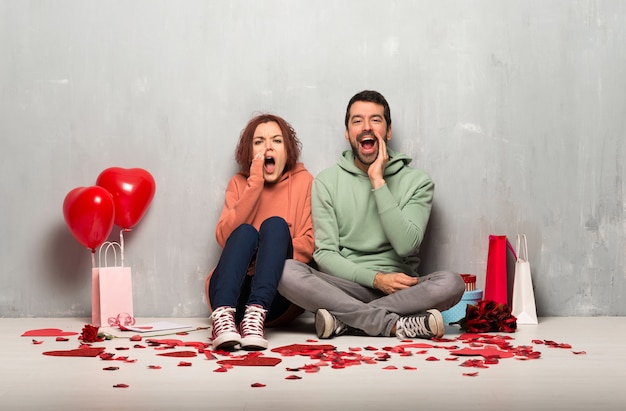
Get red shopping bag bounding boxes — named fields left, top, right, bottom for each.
left=484, top=235, right=516, bottom=305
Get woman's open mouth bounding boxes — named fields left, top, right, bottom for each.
left=264, top=156, right=276, bottom=174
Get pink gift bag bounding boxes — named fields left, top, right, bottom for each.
left=91, top=242, right=133, bottom=327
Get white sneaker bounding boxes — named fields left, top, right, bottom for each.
left=395, top=309, right=444, bottom=340
left=315, top=309, right=347, bottom=339
left=239, top=304, right=268, bottom=351
left=210, top=306, right=241, bottom=351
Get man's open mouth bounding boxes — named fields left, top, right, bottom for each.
left=359, top=136, right=376, bottom=152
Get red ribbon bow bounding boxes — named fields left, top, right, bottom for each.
left=108, top=312, right=136, bottom=327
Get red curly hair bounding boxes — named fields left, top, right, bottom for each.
left=234, top=114, right=302, bottom=177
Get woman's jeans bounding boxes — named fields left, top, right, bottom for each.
left=209, top=216, right=293, bottom=324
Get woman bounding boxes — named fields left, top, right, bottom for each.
left=205, top=114, right=314, bottom=351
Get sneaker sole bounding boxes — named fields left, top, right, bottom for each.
left=427, top=309, right=445, bottom=338
left=240, top=335, right=268, bottom=351
left=212, top=331, right=241, bottom=351
left=315, top=309, right=335, bottom=339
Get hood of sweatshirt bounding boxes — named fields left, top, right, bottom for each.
left=278, top=162, right=308, bottom=182
left=337, top=147, right=412, bottom=177
left=274, top=161, right=309, bottom=229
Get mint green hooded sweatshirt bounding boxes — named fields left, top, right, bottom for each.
left=312, top=148, right=434, bottom=288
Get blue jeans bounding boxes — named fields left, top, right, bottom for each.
left=209, top=216, right=293, bottom=324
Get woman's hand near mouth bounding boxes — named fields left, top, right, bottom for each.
left=249, top=151, right=266, bottom=181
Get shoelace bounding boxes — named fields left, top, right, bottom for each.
left=334, top=318, right=347, bottom=335
left=401, top=315, right=429, bottom=337
left=212, top=307, right=238, bottom=335
left=240, top=306, right=266, bottom=337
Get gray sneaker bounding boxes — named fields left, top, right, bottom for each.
left=395, top=309, right=445, bottom=340
left=315, top=309, right=347, bottom=339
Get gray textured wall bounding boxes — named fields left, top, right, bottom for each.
left=1, top=0, right=624, bottom=318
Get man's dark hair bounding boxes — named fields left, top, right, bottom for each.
left=344, top=90, right=392, bottom=130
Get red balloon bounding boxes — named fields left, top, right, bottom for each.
left=63, top=186, right=115, bottom=252
left=96, top=167, right=156, bottom=229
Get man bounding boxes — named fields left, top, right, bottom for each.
left=278, top=90, right=464, bottom=340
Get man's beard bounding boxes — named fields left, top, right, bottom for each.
left=351, top=142, right=377, bottom=166
left=350, top=131, right=385, bottom=166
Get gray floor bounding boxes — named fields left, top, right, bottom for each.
left=1, top=316, right=624, bottom=411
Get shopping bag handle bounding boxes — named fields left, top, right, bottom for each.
left=97, top=241, right=123, bottom=268
left=516, top=234, right=528, bottom=262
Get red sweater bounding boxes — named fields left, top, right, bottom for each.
left=215, top=162, right=314, bottom=264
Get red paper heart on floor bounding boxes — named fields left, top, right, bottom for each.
left=271, top=344, right=336, bottom=355
left=397, top=343, right=435, bottom=349
left=156, top=351, right=197, bottom=358
left=146, top=338, right=184, bottom=346
left=181, top=341, right=209, bottom=350
left=22, top=328, right=79, bottom=337
left=217, top=356, right=282, bottom=367
left=449, top=345, right=515, bottom=359
left=43, top=347, right=106, bottom=357
left=458, top=333, right=513, bottom=341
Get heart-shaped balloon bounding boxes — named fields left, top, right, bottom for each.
left=63, top=186, right=115, bottom=252
left=96, top=167, right=156, bottom=229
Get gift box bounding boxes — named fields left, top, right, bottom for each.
left=442, top=289, right=483, bottom=324
left=460, top=274, right=476, bottom=291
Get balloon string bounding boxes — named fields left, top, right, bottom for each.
left=91, top=250, right=96, bottom=268
left=120, top=229, right=125, bottom=267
